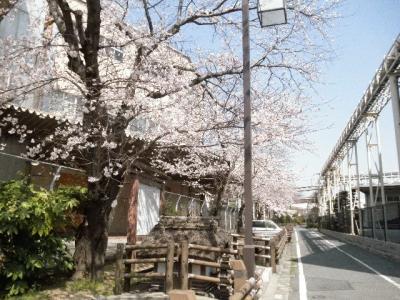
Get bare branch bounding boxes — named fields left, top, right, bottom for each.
left=141, top=0, right=154, bottom=35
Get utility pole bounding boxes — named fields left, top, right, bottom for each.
left=242, top=0, right=255, bottom=278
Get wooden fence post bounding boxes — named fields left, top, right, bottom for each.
left=232, top=235, right=241, bottom=260
left=264, top=239, right=269, bottom=266
left=165, top=241, right=175, bottom=292
left=124, top=248, right=132, bottom=292
left=270, top=237, right=277, bottom=273
left=114, top=243, right=124, bottom=295
left=180, top=240, right=189, bottom=290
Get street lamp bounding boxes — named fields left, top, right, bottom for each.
left=257, top=0, right=288, bottom=27
left=242, top=0, right=287, bottom=278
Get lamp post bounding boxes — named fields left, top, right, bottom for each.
left=242, top=0, right=287, bottom=277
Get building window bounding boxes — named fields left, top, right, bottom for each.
left=100, top=37, right=124, bottom=62
left=112, top=47, right=123, bottom=62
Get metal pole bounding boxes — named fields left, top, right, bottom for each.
left=347, top=149, right=355, bottom=235
left=375, top=119, right=388, bottom=241
left=327, top=172, right=333, bottom=229
left=354, top=142, right=362, bottom=235
left=49, top=166, right=62, bottom=191
left=335, top=166, right=341, bottom=212
left=332, top=169, right=336, bottom=211
left=365, top=127, right=376, bottom=239
left=242, top=0, right=255, bottom=278
left=390, top=76, right=400, bottom=172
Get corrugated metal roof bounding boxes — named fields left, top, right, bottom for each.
left=0, top=104, right=62, bottom=138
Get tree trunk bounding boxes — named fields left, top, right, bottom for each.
left=210, top=173, right=230, bottom=217
left=73, top=201, right=110, bottom=280
left=73, top=178, right=120, bottom=280
left=237, top=203, right=245, bottom=233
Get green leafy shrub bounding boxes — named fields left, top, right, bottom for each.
left=0, top=180, right=85, bottom=296
left=294, top=214, right=306, bottom=225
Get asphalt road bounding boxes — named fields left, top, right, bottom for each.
left=290, top=227, right=400, bottom=300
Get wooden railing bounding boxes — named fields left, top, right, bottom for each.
left=115, top=241, right=177, bottom=294
left=270, top=229, right=286, bottom=273
left=285, top=224, right=294, bottom=243
left=183, top=241, right=236, bottom=298
left=115, top=228, right=291, bottom=296
left=231, top=228, right=289, bottom=273
left=115, top=240, right=238, bottom=296
left=232, top=234, right=271, bottom=266
left=229, top=277, right=262, bottom=300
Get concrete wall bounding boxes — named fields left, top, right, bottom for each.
left=320, top=229, right=400, bottom=262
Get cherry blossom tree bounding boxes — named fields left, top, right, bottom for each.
left=0, top=0, right=340, bottom=279
left=0, top=0, right=19, bottom=22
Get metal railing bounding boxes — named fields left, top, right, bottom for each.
left=326, top=172, right=400, bottom=190
left=321, top=34, right=400, bottom=176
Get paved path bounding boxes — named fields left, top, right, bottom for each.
left=288, top=227, right=400, bottom=300
left=259, top=230, right=295, bottom=300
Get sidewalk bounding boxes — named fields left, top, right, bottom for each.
left=258, top=239, right=296, bottom=300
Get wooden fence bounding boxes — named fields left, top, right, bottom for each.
left=270, top=229, right=287, bottom=273
left=115, top=227, right=293, bottom=297
left=229, top=277, right=262, bottom=300
left=231, top=227, right=289, bottom=273
left=115, top=240, right=238, bottom=296
left=232, top=234, right=271, bottom=266
left=115, top=241, right=177, bottom=294
left=285, top=224, right=294, bottom=243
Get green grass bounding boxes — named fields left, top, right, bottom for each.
left=66, top=278, right=114, bottom=296
left=2, top=263, right=116, bottom=299
left=5, top=291, right=50, bottom=300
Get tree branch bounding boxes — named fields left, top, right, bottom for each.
left=47, top=0, right=86, bottom=80
left=141, top=0, right=154, bottom=35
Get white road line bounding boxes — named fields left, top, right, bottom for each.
left=295, top=229, right=308, bottom=300
left=316, top=232, right=400, bottom=290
